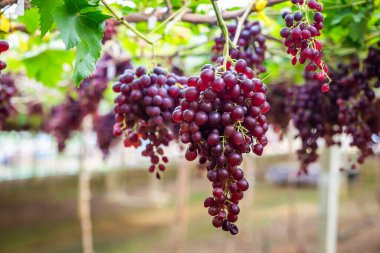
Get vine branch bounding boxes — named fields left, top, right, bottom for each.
left=124, top=0, right=287, bottom=24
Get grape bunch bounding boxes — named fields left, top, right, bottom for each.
left=334, top=45, right=380, bottom=167
left=77, top=53, right=133, bottom=115
left=363, top=42, right=380, bottom=82
left=93, top=111, right=117, bottom=158
left=102, top=19, right=118, bottom=44
left=0, top=41, right=13, bottom=128
left=0, top=74, right=17, bottom=129
left=212, top=21, right=267, bottom=74
left=288, top=79, right=332, bottom=172
left=113, top=66, right=187, bottom=177
left=46, top=53, right=132, bottom=152
left=46, top=97, right=84, bottom=151
left=266, top=82, right=291, bottom=138
left=337, top=96, right=380, bottom=167
left=280, top=0, right=331, bottom=92
left=78, top=75, right=108, bottom=115
left=289, top=50, right=380, bottom=172
left=2, top=101, right=44, bottom=132
left=173, top=58, right=270, bottom=234
left=0, top=40, right=9, bottom=72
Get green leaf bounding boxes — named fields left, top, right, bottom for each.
left=349, top=18, right=367, bottom=43
left=32, top=0, right=64, bottom=37
left=18, top=7, right=40, bottom=34
left=52, top=0, right=109, bottom=86
left=23, top=49, right=75, bottom=87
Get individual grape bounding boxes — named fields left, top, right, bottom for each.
left=0, top=40, right=9, bottom=53
left=102, top=19, right=118, bottom=44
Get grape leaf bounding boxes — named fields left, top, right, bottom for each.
left=32, top=0, right=63, bottom=37
left=52, top=0, right=109, bottom=86
left=18, top=7, right=40, bottom=34
left=23, top=49, right=75, bottom=87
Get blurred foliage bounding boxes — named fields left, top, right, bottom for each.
left=0, top=0, right=378, bottom=103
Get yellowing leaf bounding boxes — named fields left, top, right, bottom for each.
left=258, top=12, right=272, bottom=26
left=0, top=15, right=11, bottom=32
left=254, top=0, right=268, bottom=12
left=18, top=34, right=28, bottom=51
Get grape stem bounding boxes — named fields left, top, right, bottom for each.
left=100, top=0, right=153, bottom=45
left=164, top=0, right=172, bottom=13
left=210, top=0, right=236, bottom=70
left=232, top=0, right=258, bottom=47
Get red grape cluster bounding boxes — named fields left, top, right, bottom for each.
left=46, top=97, right=84, bottom=151
left=335, top=45, right=380, bottom=167
left=47, top=53, right=132, bottom=151
left=280, top=0, right=331, bottom=92
left=102, top=19, right=118, bottom=44
left=77, top=53, right=133, bottom=115
left=2, top=101, right=44, bottom=131
left=93, top=111, right=117, bottom=158
left=212, top=21, right=267, bottom=74
left=113, top=66, right=187, bottom=177
left=0, top=40, right=8, bottom=72
left=0, top=41, right=13, bottom=128
left=0, top=74, right=17, bottom=129
left=288, top=79, right=333, bottom=172
left=266, top=82, right=291, bottom=138
left=78, top=75, right=108, bottom=115
left=289, top=48, right=380, bottom=172
left=363, top=42, right=380, bottom=82
left=173, top=58, right=270, bottom=234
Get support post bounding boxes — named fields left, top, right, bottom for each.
left=325, top=145, right=342, bottom=253
left=78, top=121, right=94, bottom=253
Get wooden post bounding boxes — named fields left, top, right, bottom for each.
left=78, top=120, right=94, bottom=253
left=318, top=170, right=328, bottom=253
left=285, top=129, right=297, bottom=245
left=243, top=155, right=255, bottom=243
left=325, top=145, right=342, bottom=253
left=174, top=161, right=189, bottom=253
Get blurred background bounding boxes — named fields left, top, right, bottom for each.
left=1, top=0, right=380, bottom=253
left=1, top=129, right=380, bottom=253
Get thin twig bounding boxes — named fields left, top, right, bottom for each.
left=232, top=0, right=257, bottom=46
left=100, top=0, right=153, bottom=45
left=148, top=3, right=190, bottom=36
left=165, top=0, right=172, bottom=13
